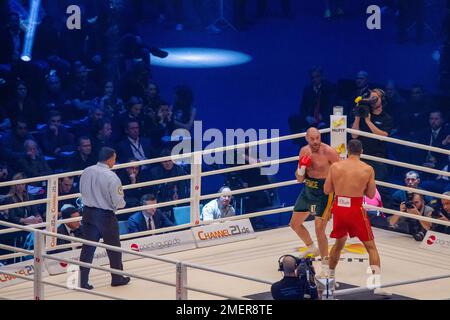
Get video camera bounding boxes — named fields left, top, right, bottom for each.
left=352, top=95, right=378, bottom=118
left=278, top=255, right=319, bottom=300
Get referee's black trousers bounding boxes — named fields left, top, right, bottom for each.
left=79, top=207, right=123, bottom=285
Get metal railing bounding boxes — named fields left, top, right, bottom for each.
left=0, top=120, right=449, bottom=300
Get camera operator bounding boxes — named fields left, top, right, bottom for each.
left=430, top=191, right=450, bottom=234
left=351, top=88, right=394, bottom=207
left=271, top=255, right=317, bottom=300
left=389, top=193, right=432, bottom=241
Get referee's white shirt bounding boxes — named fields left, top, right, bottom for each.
left=80, top=163, right=126, bottom=211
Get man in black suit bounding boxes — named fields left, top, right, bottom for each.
left=116, top=119, right=154, bottom=164
left=414, top=111, right=449, bottom=171
left=289, top=67, right=335, bottom=138
left=66, top=136, right=97, bottom=171
left=55, top=205, right=83, bottom=252
left=127, top=194, right=174, bottom=234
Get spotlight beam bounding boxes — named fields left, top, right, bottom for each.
left=21, top=0, right=41, bottom=62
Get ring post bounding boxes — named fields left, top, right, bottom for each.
left=45, top=176, right=59, bottom=249
left=176, top=262, right=188, bottom=300
left=34, top=231, right=45, bottom=300
left=330, top=108, right=348, bottom=160
left=190, top=151, right=202, bottom=226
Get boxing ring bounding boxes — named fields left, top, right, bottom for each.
left=0, top=116, right=449, bottom=300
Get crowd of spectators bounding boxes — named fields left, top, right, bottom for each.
left=289, top=67, right=450, bottom=241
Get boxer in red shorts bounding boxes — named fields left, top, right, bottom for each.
left=322, top=139, right=388, bottom=296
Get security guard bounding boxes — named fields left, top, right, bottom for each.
left=79, top=147, right=130, bottom=290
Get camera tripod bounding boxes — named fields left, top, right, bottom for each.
left=208, top=0, right=236, bottom=31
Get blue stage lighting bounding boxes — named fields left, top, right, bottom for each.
left=20, top=0, right=41, bottom=62
left=151, top=48, right=252, bottom=68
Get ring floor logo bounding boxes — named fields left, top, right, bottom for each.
left=427, top=235, right=436, bottom=246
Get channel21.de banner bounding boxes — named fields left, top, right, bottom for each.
left=420, top=231, right=450, bottom=255
left=45, top=230, right=196, bottom=275
left=193, top=219, right=256, bottom=248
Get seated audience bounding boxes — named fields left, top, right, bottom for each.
left=118, top=159, right=150, bottom=209
left=76, top=105, right=105, bottom=138
left=172, top=85, right=197, bottom=131
left=113, top=96, right=145, bottom=142
left=4, top=173, right=43, bottom=226
left=58, top=176, right=78, bottom=210
left=392, top=171, right=432, bottom=209
left=200, top=186, right=236, bottom=221
left=0, top=119, right=36, bottom=167
left=91, top=119, right=114, bottom=157
left=116, top=119, right=155, bottom=164
left=389, top=193, right=433, bottom=241
left=127, top=194, right=174, bottom=233
left=94, top=80, right=125, bottom=119
left=39, top=110, right=75, bottom=157
left=56, top=204, right=83, bottom=248
left=66, top=136, right=97, bottom=171
left=17, top=140, right=52, bottom=178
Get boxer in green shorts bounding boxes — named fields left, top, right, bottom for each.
left=291, top=128, right=340, bottom=272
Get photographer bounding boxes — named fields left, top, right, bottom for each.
left=271, top=255, right=318, bottom=300
left=351, top=88, right=394, bottom=207
left=389, top=193, right=432, bottom=241
left=430, top=191, right=450, bottom=234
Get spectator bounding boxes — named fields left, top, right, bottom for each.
left=143, top=81, right=164, bottom=118
left=67, top=61, right=98, bottom=110
left=5, top=80, right=39, bottom=130
left=351, top=88, right=394, bottom=208
left=116, top=119, right=155, bottom=163
left=0, top=12, right=24, bottom=65
left=127, top=194, right=174, bottom=233
left=91, top=119, right=114, bottom=157
left=271, top=255, right=304, bottom=300
left=148, top=102, right=176, bottom=152
left=389, top=193, right=433, bottom=241
left=398, top=84, right=432, bottom=136
left=113, top=96, right=145, bottom=141
left=39, top=74, right=73, bottom=121
left=66, top=136, right=97, bottom=171
left=289, top=67, right=335, bottom=136
left=430, top=192, right=450, bottom=234
left=0, top=162, right=12, bottom=195
left=56, top=204, right=83, bottom=249
left=149, top=149, right=189, bottom=220
left=4, top=173, right=43, bottom=226
left=354, top=71, right=371, bottom=100
left=39, top=110, right=75, bottom=157
left=17, top=140, right=52, bottom=178
left=200, top=186, right=236, bottom=221
left=422, top=157, right=450, bottom=194
left=414, top=111, right=449, bottom=171
left=118, top=159, right=151, bottom=209
left=58, top=176, right=78, bottom=210
left=364, top=188, right=383, bottom=218
left=77, top=105, right=105, bottom=138
left=384, top=80, right=405, bottom=115
left=0, top=119, right=36, bottom=167
left=172, top=85, right=197, bottom=131
left=391, top=171, right=432, bottom=209
left=94, top=80, right=125, bottom=119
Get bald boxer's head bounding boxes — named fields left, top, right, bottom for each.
left=306, top=128, right=321, bottom=152
left=281, top=256, right=297, bottom=276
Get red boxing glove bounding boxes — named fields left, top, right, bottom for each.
left=297, top=155, right=312, bottom=176
left=298, top=156, right=312, bottom=168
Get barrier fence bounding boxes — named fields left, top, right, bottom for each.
left=0, top=116, right=449, bottom=300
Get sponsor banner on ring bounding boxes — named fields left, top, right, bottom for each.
left=192, top=219, right=256, bottom=248
left=420, top=231, right=450, bottom=255
left=45, top=230, right=196, bottom=275
left=330, top=115, right=347, bottom=160
left=0, top=260, right=49, bottom=290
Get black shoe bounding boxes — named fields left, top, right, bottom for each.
left=111, top=276, right=130, bottom=287
left=80, top=283, right=94, bottom=290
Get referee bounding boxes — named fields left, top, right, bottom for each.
left=79, top=147, right=130, bottom=290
